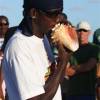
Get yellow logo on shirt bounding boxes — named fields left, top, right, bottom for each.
left=45, top=67, right=51, bottom=81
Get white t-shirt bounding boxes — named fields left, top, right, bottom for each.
left=2, top=30, right=62, bottom=100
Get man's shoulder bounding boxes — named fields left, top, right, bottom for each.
left=8, top=26, right=18, bottom=31
left=6, top=26, right=18, bottom=38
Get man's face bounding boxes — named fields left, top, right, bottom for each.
left=0, top=19, right=9, bottom=37
left=77, top=29, right=90, bottom=44
left=38, top=9, right=64, bottom=33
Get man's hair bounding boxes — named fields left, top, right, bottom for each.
left=0, top=15, right=9, bottom=25
left=93, top=28, right=100, bottom=45
left=23, top=0, right=63, bottom=15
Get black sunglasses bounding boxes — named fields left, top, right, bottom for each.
left=0, top=22, right=8, bottom=26
left=40, top=9, right=63, bottom=18
left=77, top=29, right=88, bottom=32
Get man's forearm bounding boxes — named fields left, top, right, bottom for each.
left=43, top=61, right=67, bottom=99
left=27, top=51, right=70, bottom=100
left=27, top=59, right=67, bottom=100
left=75, top=58, right=97, bottom=73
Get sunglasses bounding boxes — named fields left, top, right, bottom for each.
left=77, top=29, right=88, bottom=32
left=0, top=22, right=8, bottom=26
left=40, top=9, right=63, bottom=18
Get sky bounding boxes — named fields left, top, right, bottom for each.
left=0, top=0, right=100, bottom=41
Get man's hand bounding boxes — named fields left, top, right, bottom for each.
left=57, top=42, right=72, bottom=63
left=97, top=63, right=100, bottom=78
left=65, top=64, right=76, bottom=77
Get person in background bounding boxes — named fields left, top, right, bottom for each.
left=2, top=0, right=72, bottom=100
left=93, top=28, right=100, bottom=45
left=0, top=15, right=9, bottom=100
left=0, top=16, right=9, bottom=51
left=93, top=28, right=100, bottom=100
left=61, top=21, right=100, bottom=100
left=0, top=16, right=9, bottom=38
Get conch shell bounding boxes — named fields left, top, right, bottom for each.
left=51, top=23, right=79, bottom=52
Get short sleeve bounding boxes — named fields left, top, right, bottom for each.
left=4, top=36, right=46, bottom=99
